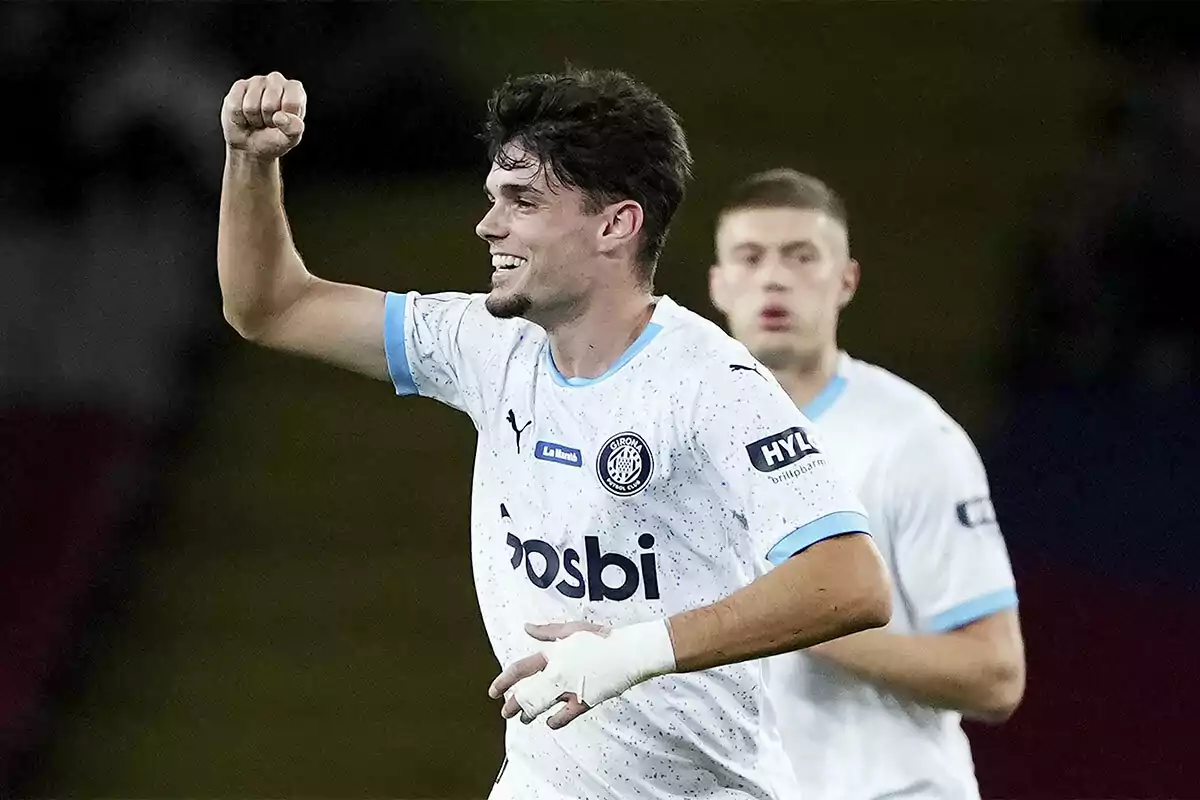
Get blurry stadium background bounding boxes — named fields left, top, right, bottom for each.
left=2, top=2, right=1197, bottom=798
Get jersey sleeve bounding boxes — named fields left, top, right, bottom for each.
left=382, top=290, right=509, bottom=422
left=691, top=367, right=870, bottom=567
left=884, top=420, right=1018, bottom=632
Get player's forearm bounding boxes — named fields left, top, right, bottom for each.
left=667, top=534, right=891, bottom=673
left=809, top=626, right=1024, bottom=720
left=218, top=150, right=314, bottom=340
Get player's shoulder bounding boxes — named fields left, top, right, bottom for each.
left=411, top=290, right=544, bottom=345
left=644, top=300, right=797, bottom=437
left=843, top=356, right=954, bottom=427
left=650, top=296, right=772, bottom=381
left=843, top=355, right=980, bottom=460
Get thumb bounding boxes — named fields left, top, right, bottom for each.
left=525, top=621, right=609, bottom=641
left=272, top=111, right=304, bottom=138
left=525, top=622, right=569, bottom=641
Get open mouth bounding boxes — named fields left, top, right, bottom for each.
left=760, top=306, right=790, bottom=330
left=491, top=254, right=528, bottom=271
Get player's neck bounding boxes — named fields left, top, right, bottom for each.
left=546, top=290, right=657, bottom=380
left=772, top=346, right=841, bottom=411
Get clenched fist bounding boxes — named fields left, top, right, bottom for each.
left=222, top=72, right=307, bottom=160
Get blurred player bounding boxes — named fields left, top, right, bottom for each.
left=217, top=71, right=891, bottom=799
left=709, top=168, right=1026, bottom=799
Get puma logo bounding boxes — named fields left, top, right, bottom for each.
left=506, top=409, right=532, bottom=453
left=730, top=363, right=764, bottom=379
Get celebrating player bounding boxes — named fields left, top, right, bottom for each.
left=218, top=71, right=891, bottom=799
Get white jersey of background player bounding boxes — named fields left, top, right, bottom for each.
left=710, top=169, right=1026, bottom=799
left=217, top=70, right=892, bottom=800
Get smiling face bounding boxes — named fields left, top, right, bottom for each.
left=476, top=143, right=610, bottom=325
left=476, top=140, right=655, bottom=329
left=710, top=206, right=858, bottom=370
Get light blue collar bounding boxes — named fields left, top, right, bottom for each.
left=801, top=355, right=849, bottom=419
left=546, top=303, right=666, bottom=388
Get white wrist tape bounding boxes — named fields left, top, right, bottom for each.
left=511, top=620, right=676, bottom=722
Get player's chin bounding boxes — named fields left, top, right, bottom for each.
left=485, top=287, right=533, bottom=320
left=748, top=337, right=800, bottom=371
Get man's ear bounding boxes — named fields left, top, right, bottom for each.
left=838, top=258, right=860, bottom=309
left=597, top=199, right=645, bottom=256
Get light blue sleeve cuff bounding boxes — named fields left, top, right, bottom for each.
left=384, top=291, right=418, bottom=396
left=765, top=510, right=870, bottom=566
left=925, top=588, right=1019, bottom=632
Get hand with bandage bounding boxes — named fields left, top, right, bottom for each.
left=488, top=620, right=677, bottom=729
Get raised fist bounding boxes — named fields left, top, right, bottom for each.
left=221, top=72, right=307, bottom=160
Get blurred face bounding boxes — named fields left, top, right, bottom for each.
left=476, top=144, right=604, bottom=324
left=710, top=207, right=858, bottom=370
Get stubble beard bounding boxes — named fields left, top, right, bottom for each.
left=485, top=289, right=533, bottom=319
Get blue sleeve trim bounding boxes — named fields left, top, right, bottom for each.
left=925, top=588, right=1019, bottom=632
left=384, top=292, right=418, bottom=396
left=765, top=510, right=870, bottom=566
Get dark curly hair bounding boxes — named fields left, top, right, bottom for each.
left=483, top=68, right=693, bottom=286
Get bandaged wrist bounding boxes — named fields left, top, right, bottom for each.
left=510, top=619, right=678, bottom=720
left=609, top=618, right=677, bottom=682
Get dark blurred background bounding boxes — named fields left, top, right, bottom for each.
left=2, top=2, right=1197, bottom=798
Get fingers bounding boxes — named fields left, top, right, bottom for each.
left=508, top=671, right=562, bottom=724
left=228, top=73, right=304, bottom=131
left=525, top=622, right=575, bottom=641
left=281, top=78, right=306, bottom=120
left=525, top=621, right=609, bottom=641
left=260, top=72, right=285, bottom=126
left=273, top=111, right=305, bottom=139
left=501, top=686, right=589, bottom=728
left=501, top=692, right=524, bottom=720
left=225, top=79, right=249, bottom=129
left=241, top=75, right=267, bottom=129
left=488, top=652, right=547, bottom=700
left=501, top=689, right=561, bottom=723
left=546, top=693, right=591, bottom=730
left=491, top=632, right=598, bottom=729
left=222, top=73, right=306, bottom=157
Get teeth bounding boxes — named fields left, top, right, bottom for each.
left=491, top=254, right=528, bottom=270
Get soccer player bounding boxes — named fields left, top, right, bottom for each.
left=709, top=168, right=1026, bottom=799
left=218, top=69, right=891, bottom=799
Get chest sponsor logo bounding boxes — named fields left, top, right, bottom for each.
left=506, top=532, right=661, bottom=601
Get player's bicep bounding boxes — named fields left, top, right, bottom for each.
left=760, top=532, right=891, bottom=629
left=776, top=532, right=885, bottom=594
left=256, top=276, right=389, bottom=380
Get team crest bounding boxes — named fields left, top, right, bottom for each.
left=596, top=431, right=654, bottom=497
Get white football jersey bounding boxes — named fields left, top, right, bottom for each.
left=767, top=353, right=1018, bottom=800
left=384, top=292, right=871, bottom=800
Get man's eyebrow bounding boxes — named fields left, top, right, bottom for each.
left=486, top=183, right=547, bottom=200
left=780, top=239, right=820, bottom=251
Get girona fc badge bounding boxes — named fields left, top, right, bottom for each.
left=596, top=431, right=654, bottom=497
